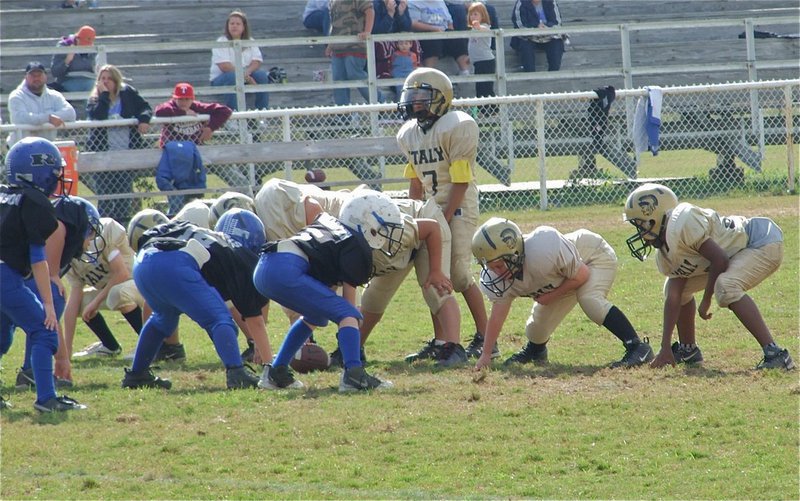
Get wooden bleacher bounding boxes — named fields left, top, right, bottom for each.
left=1, top=0, right=798, bottom=112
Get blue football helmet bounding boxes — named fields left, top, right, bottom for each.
left=53, top=195, right=105, bottom=263
left=214, top=208, right=266, bottom=253
left=5, top=137, right=65, bottom=196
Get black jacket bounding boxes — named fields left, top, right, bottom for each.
left=87, top=84, right=152, bottom=151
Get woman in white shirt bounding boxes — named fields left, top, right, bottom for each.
left=209, top=10, right=269, bottom=110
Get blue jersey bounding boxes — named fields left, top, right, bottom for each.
left=0, top=185, right=58, bottom=276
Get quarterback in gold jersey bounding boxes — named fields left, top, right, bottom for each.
left=396, top=67, right=491, bottom=359
left=623, top=183, right=794, bottom=370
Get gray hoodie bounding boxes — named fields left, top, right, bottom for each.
left=7, top=81, right=76, bottom=146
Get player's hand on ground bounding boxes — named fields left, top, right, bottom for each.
left=55, top=356, right=72, bottom=381
left=650, top=348, right=676, bottom=368
left=424, top=271, right=452, bottom=296
left=474, top=352, right=492, bottom=371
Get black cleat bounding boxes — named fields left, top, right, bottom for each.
left=435, top=342, right=468, bottom=367
left=503, top=342, right=548, bottom=366
left=465, top=332, right=500, bottom=359
left=226, top=365, right=260, bottom=389
left=33, top=395, right=87, bottom=412
left=121, top=368, right=172, bottom=389
left=154, top=343, right=186, bottom=363
left=258, top=364, right=304, bottom=390
left=610, top=339, right=655, bottom=368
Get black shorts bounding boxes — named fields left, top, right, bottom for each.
left=420, top=34, right=468, bottom=61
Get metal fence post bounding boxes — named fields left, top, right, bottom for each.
left=785, top=85, right=797, bottom=192
left=536, top=98, right=548, bottom=210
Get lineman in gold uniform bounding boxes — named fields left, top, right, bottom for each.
left=623, top=183, right=794, bottom=370
left=396, top=67, right=492, bottom=360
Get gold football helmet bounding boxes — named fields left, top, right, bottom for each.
left=622, top=183, right=678, bottom=261
left=472, top=217, right=525, bottom=296
left=127, top=208, right=169, bottom=252
left=397, top=67, right=454, bottom=130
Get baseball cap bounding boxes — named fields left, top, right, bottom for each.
left=25, top=61, right=47, bottom=74
left=75, top=25, right=96, bottom=45
left=172, top=82, right=195, bottom=100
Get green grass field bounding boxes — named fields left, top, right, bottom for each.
left=2, top=193, right=798, bottom=499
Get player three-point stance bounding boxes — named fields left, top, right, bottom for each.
left=254, top=190, right=403, bottom=392
left=472, top=218, right=654, bottom=370
left=623, top=183, right=794, bottom=370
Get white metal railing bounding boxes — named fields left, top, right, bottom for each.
left=2, top=16, right=798, bottom=107
left=1, top=79, right=796, bottom=214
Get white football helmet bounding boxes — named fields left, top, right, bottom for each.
left=339, top=190, right=404, bottom=256
left=623, top=183, right=679, bottom=261
left=397, top=67, right=454, bottom=131
left=208, top=191, right=255, bottom=228
left=472, top=217, right=525, bottom=296
left=127, top=208, right=169, bottom=252
left=172, top=199, right=211, bottom=228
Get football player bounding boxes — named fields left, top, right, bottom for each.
left=254, top=190, right=402, bottom=392
left=66, top=210, right=146, bottom=360
left=121, top=210, right=270, bottom=390
left=396, top=67, right=492, bottom=361
left=472, top=218, right=654, bottom=370
left=15, top=196, right=102, bottom=390
left=255, top=178, right=462, bottom=367
left=623, top=183, right=794, bottom=370
left=0, top=138, right=86, bottom=412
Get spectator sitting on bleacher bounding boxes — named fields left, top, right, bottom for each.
left=86, top=64, right=152, bottom=223
left=210, top=10, right=270, bottom=111
left=511, top=0, right=565, bottom=72
left=51, top=25, right=98, bottom=94
left=7, top=62, right=76, bottom=147
left=408, top=0, right=471, bottom=76
left=303, top=0, right=330, bottom=35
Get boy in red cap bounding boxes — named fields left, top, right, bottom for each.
left=154, top=83, right=232, bottom=148
left=51, top=25, right=98, bottom=93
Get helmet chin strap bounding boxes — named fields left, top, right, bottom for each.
left=416, top=112, right=440, bottom=132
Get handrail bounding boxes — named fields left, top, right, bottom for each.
left=2, top=16, right=797, bottom=106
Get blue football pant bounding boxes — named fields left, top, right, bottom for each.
left=131, top=249, right=242, bottom=372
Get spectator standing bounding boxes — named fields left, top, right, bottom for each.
left=210, top=10, right=269, bottom=111
left=372, top=0, right=411, bottom=34
left=327, top=0, right=383, bottom=106
left=303, top=0, right=331, bottom=35
left=154, top=83, right=247, bottom=192
left=467, top=2, right=495, bottom=100
left=7, top=62, right=76, bottom=147
left=511, top=0, right=565, bottom=72
left=51, top=25, right=98, bottom=93
left=86, top=64, right=152, bottom=223
left=408, top=0, right=470, bottom=76
left=390, top=40, right=421, bottom=96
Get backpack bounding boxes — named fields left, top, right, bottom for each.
left=156, top=141, right=206, bottom=192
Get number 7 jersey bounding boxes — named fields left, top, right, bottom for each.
left=396, top=110, right=480, bottom=221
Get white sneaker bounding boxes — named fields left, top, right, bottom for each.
left=73, top=341, right=121, bottom=358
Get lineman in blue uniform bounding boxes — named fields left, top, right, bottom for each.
left=0, top=137, right=86, bottom=412
left=255, top=190, right=405, bottom=392
left=122, top=210, right=269, bottom=390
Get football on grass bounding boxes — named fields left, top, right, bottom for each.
left=305, top=168, right=327, bottom=183
left=289, top=343, right=330, bottom=373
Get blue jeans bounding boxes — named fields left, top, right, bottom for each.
left=59, top=76, right=95, bottom=93
left=210, top=69, right=269, bottom=110
left=303, top=8, right=330, bottom=35
left=516, top=38, right=564, bottom=72
left=331, top=55, right=382, bottom=106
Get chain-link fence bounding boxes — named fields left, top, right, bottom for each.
left=1, top=79, right=796, bottom=222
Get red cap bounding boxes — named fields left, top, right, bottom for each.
left=75, top=26, right=96, bottom=46
left=172, top=82, right=195, bottom=100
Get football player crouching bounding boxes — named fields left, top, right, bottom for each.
left=121, top=209, right=272, bottom=390
left=472, top=217, right=654, bottom=371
